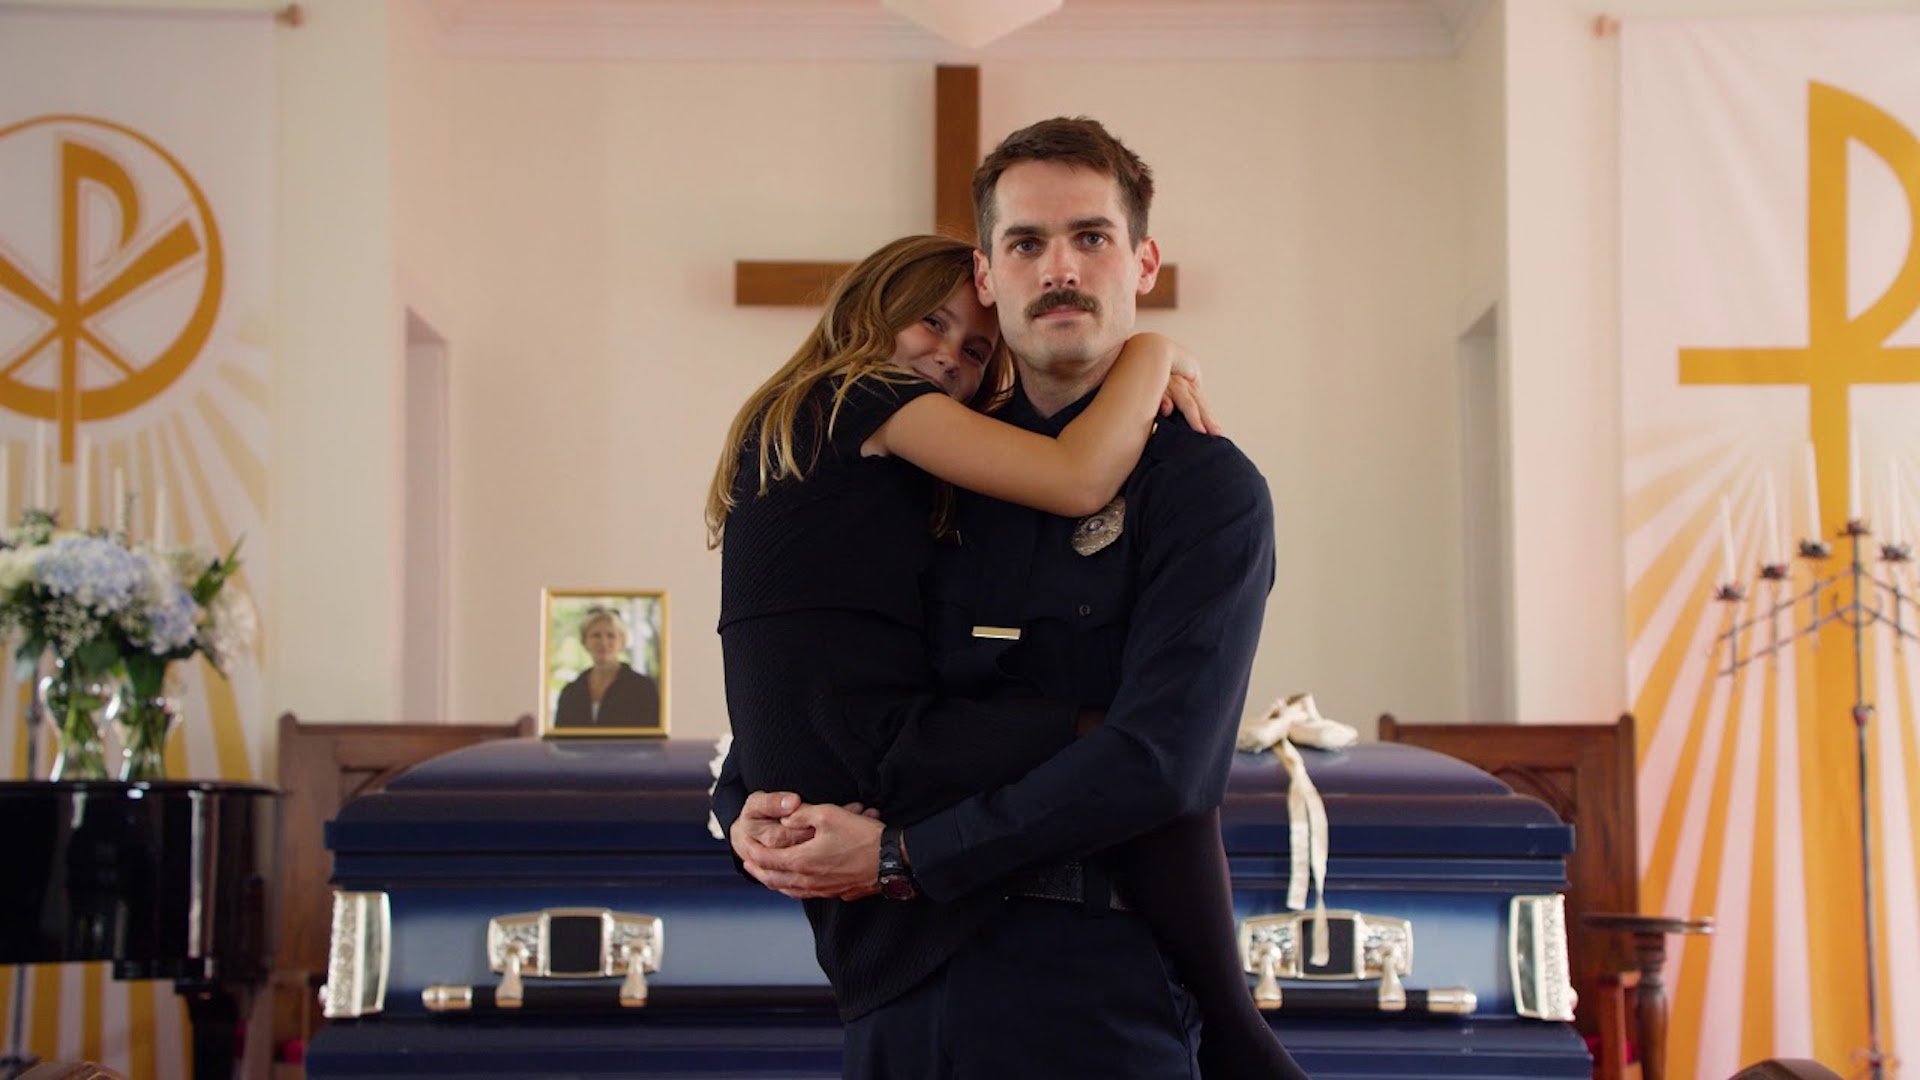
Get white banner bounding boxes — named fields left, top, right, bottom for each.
left=0, top=7, right=274, bottom=1076
left=1622, top=15, right=1920, bottom=1079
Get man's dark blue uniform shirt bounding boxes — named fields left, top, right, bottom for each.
left=710, top=382, right=1277, bottom=1012
left=904, top=386, right=1277, bottom=902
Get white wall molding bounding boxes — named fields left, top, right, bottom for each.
left=428, top=0, right=1486, bottom=62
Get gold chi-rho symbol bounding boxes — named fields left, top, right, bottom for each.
left=1679, top=83, right=1920, bottom=528
left=0, top=114, right=224, bottom=461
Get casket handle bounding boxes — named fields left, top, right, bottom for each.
left=1510, top=895, right=1578, bottom=1021
left=319, top=890, right=391, bottom=1019
left=1238, top=908, right=1412, bottom=983
left=1253, top=943, right=1283, bottom=1010
left=486, top=908, right=664, bottom=983
left=619, top=940, right=653, bottom=1007
left=1377, top=943, right=1407, bottom=1012
left=1245, top=984, right=1477, bottom=1016
left=422, top=984, right=474, bottom=1012
left=496, top=942, right=527, bottom=1009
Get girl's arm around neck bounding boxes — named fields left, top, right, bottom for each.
left=865, top=333, right=1196, bottom=517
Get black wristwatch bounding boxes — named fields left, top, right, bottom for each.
left=877, top=825, right=919, bottom=901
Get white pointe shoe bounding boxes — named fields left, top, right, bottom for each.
left=1237, top=692, right=1358, bottom=752
left=1283, top=693, right=1358, bottom=750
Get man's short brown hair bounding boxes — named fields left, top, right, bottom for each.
left=972, top=117, right=1154, bottom=253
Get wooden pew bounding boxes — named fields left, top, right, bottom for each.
left=268, top=713, right=534, bottom=1077
left=1378, top=713, right=1711, bottom=1080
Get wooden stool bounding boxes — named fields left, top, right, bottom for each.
left=1585, top=912, right=1715, bottom=1080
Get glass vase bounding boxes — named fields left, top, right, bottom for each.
left=117, top=687, right=180, bottom=782
left=38, top=656, right=123, bottom=781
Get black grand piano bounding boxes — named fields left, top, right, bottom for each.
left=0, top=781, right=279, bottom=1079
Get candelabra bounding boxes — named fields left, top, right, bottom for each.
left=1714, top=519, right=1915, bottom=1080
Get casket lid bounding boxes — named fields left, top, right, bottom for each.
left=328, top=738, right=1571, bottom=860
left=328, top=738, right=723, bottom=854
left=1225, top=743, right=1573, bottom=857
left=387, top=736, right=719, bottom=792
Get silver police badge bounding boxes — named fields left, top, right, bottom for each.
left=1072, top=496, right=1125, bottom=556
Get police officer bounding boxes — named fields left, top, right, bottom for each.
left=721, top=117, right=1290, bottom=1078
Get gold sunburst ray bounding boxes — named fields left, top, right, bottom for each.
left=1628, top=421, right=1725, bottom=458
left=1624, top=431, right=1747, bottom=536
left=1866, top=624, right=1915, bottom=1063
left=162, top=412, right=258, bottom=632
left=1739, top=651, right=1784, bottom=1066
left=214, top=359, right=266, bottom=410
left=1662, top=501, right=1771, bottom=1077
left=1627, top=451, right=1759, bottom=644
left=1633, top=466, right=1765, bottom=811
left=1639, top=474, right=1766, bottom=907
left=159, top=416, right=251, bottom=780
left=190, top=389, right=263, bottom=514
left=1890, top=630, right=1920, bottom=1062
left=29, top=963, right=60, bottom=1062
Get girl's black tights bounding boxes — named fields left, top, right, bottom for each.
left=1119, top=809, right=1313, bottom=1079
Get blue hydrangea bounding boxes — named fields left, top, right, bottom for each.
left=140, top=579, right=199, bottom=654
left=31, top=536, right=144, bottom=615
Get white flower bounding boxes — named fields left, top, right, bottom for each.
left=0, top=546, right=40, bottom=594
left=163, top=547, right=208, bottom=584
left=200, top=584, right=257, bottom=672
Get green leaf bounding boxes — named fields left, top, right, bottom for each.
left=74, top=637, right=122, bottom=677
left=124, top=652, right=170, bottom=699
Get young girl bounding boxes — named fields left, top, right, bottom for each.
left=707, top=234, right=1301, bottom=1077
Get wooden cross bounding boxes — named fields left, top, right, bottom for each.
left=734, top=65, right=1177, bottom=309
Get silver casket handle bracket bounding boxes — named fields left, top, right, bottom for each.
left=424, top=908, right=662, bottom=1014
left=319, top=891, right=391, bottom=1020
left=1511, top=894, right=1579, bottom=1021
left=1240, top=909, right=1477, bottom=1017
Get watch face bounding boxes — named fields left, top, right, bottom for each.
left=880, top=875, right=918, bottom=901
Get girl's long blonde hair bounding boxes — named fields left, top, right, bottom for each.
left=705, top=234, right=1012, bottom=548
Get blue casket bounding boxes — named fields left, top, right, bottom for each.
left=306, top=737, right=1588, bottom=1079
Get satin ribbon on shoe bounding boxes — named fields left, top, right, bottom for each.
left=1236, top=694, right=1357, bottom=967
left=705, top=732, right=734, bottom=841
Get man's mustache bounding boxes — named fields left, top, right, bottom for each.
left=1026, top=289, right=1099, bottom=320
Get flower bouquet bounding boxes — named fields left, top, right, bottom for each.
left=109, top=539, right=250, bottom=780
left=0, top=511, right=145, bottom=779
left=0, top=506, right=253, bottom=781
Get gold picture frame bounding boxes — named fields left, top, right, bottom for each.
left=538, top=588, right=669, bottom=737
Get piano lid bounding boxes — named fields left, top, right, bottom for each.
left=0, top=780, right=280, bottom=979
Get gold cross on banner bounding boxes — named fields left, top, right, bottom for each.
left=0, top=115, right=220, bottom=462
left=1678, top=82, right=1920, bottom=529
left=734, top=66, right=1177, bottom=309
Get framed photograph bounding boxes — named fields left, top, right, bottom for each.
left=538, top=588, right=668, bottom=737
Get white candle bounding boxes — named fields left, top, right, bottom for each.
left=1893, top=460, right=1907, bottom=546
left=1849, top=430, right=1862, bottom=522
left=1764, top=473, right=1782, bottom=565
left=112, top=467, right=128, bottom=537
left=153, top=485, right=168, bottom=550
left=1720, top=495, right=1739, bottom=583
left=74, top=438, right=90, bottom=530
left=32, top=425, right=46, bottom=508
left=1804, top=441, right=1821, bottom=542
left=1877, top=473, right=1889, bottom=544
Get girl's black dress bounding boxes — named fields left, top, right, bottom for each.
left=718, top=377, right=1076, bottom=1017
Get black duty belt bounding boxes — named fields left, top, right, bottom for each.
left=1003, top=860, right=1133, bottom=912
